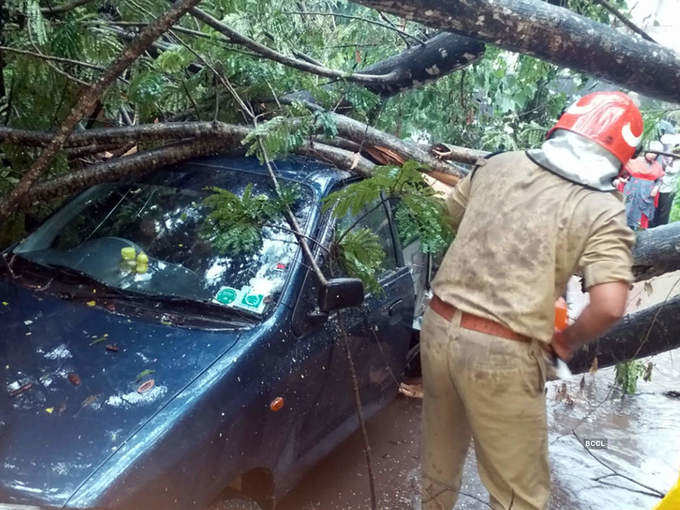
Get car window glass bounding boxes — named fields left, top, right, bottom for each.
left=14, top=168, right=313, bottom=317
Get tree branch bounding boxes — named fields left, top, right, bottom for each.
left=591, top=0, right=656, bottom=43
left=572, top=431, right=665, bottom=498
left=328, top=110, right=465, bottom=178
left=189, top=7, right=402, bottom=85
left=351, top=0, right=680, bottom=104
left=0, top=45, right=107, bottom=72
left=0, top=121, right=251, bottom=147
left=0, top=0, right=204, bottom=222
left=21, top=139, right=233, bottom=206
left=284, top=10, right=426, bottom=45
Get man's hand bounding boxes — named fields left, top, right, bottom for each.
left=551, top=330, right=572, bottom=361
left=550, top=281, right=629, bottom=361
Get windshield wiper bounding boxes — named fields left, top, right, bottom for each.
left=44, top=263, right=259, bottom=322
left=12, top=258, right=259, bottom=323
left=128, top=293, right=260, bottom=322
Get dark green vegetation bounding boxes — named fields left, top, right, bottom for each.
left=1, top=0, right=661, bottom=242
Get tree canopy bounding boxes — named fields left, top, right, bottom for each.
left=0, top=0, right=677, bottom=249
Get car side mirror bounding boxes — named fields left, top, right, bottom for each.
left=319, top=278, right=364, bottom=312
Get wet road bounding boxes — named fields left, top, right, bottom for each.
left=278, top=348, right=680, bottom=509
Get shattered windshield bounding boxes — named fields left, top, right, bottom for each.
left=13, top=165, right=313, bottom=318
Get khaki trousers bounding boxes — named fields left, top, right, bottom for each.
left=420, top=306, right=551, bottom=510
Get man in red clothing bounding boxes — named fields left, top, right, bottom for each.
left=622, top=141, right=665, bottom=229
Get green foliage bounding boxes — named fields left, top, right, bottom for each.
left=671, top=180, right=680, bottom=223
left=154, top=46, right=194, bottom=74
left=24, top=0, right=48, bottom=45
left=326, top=161, right=452, bottom=251
left=377, top=48, right=567, bottom=151
left=200, top=183, right=300, bottom=255
left=615, top=360, right=646, bottom=395
left=241, top=102, right=329, bottom=161
left=393, top=194, right=453, bottom=253
left=325, top=160, right=453, bottom=290
left=0, top=0, right=665, bottom=259
left=336, top=227, right=385, bottom=293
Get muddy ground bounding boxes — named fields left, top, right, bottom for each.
left=278, top=350, right=680, bottom=509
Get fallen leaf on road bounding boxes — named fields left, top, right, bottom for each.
left=89, top=334, right=108, bottom=346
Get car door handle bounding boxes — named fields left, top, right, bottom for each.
left=385, top=299, right=403, bottom=316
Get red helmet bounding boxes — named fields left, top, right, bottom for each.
left=547, top=91, right=643, bottom=165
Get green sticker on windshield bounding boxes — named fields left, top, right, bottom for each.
left=241, top=292, right=263, bottom=309
left=234, top=287, right=265, bottom=314
left=215, top=287, right=239, bottom=305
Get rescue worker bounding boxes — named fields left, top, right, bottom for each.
left=420, top=91, right=640, bottom=510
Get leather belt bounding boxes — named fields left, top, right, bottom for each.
left=429, top=294, right=532, bottom=343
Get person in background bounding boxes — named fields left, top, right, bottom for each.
left=651, top=144, right=680, bottom=227
left=622, top=141, right=665, bottom=229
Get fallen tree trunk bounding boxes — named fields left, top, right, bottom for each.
left=283, top=32, right=485, bottom=105
left=5, top=118, right=680, bottom=279
left=352, top=0, right=680, bottom=104
left=0, top=120, right=464, bottom=176
left=569, top=294, right=680, bottom=374
left=632, top=222, right=680, bottom=281
left=0, top=122, right=250, bottom=147
left=18, top=132, right=377, bottom=205
left=329, top=111, right=466, bottom=177
left=20, top=138, right=234, bottom=205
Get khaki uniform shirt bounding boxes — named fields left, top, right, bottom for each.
left=431, top=151, right=635, bottom=343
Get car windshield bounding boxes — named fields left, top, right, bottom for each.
left=13, top=164, right=314, bottom=318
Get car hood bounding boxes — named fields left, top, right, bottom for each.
left=0, top=279, right=243, bottom=507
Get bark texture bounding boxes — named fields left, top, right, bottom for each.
left=352, top=0, right=680, bottom=104
left=360, top=32, right=483, bottom=96
left=285, top=32, right=484, bottom=103
left=329, top=111, right=465, bottom=178
left=569, top=295, right=680, bottom=374
left=21, top=139, right=234, bottom=205
left=632, top=222, right=680, bottom=281
left=0, top=122, right=251, bottom=147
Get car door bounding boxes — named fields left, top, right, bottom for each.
left=342, top=199, right=415, bottom=408
left=291, top=199, right=415, bottom=459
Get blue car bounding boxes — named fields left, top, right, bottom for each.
left=0, top=156, right=422, bottom=509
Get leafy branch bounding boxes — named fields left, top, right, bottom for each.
left=200, top=183, right=301, bottom=256
left=325, top=160, right=453, bottom=291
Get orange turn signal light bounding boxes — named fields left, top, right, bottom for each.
left=269, top=396, right=285, bottom=412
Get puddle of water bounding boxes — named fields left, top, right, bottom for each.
left=278, top=348, right=680, bottom=510
left=546, top=348, right=680, bottom=509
